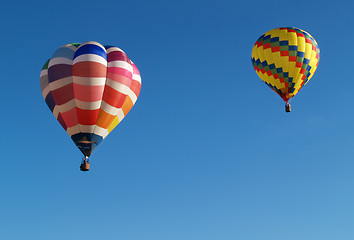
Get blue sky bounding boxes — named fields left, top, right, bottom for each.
left=1, top=0, right=354, bottom=239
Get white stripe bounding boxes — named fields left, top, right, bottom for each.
left=41, top=85, right=50, bottom=99
left=76, top=100, right=101, bottom=110
left=58, top=99, right=76, bottom=112
left=79, top=125, right=95, bottom=133
left=100, top=101, right=119, bottom=116
left=133, top=74, right=141, bottom=83
left=62, top=44, right=79, bottom=51
left=127, top=89, right=138, bottom=104
left=66, top=125, right=81, bottom=136
left=106, top=79, right=131, bottom=95
left=48, top=57, right=73, bottom=67
left=53, top=106, right=59, bottom=118
left=40, top=69, right=48, bottom=78
left=107, top=61, right=133, bottom=72
left=73, top=76, right=106, bottom=86
left=117, top=108, right=125, bottom=122
left=80, top=41, right=105, bottom=50
left=93, top=126, right=108, bottom=138
left=49, top=76, right=72, bottom=90
left=73, top=54, right=107, bottom=66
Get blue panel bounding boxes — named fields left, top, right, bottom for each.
left=279, top=41, right=289, bottom=46
left=74, top=43, right=107, bottom=60
left=289, top=46, right=298, bottom=51
left=303, top=58, right=310, bottom=64
left=270, top=37, right=279, bottom=42
left=297, top=52, right=305, bottom=57
left=52, top=46, right=76, bottom=60
left=261, top=60, right=268, bottom=67
left=45, top=92, right=55, bottom=112
left=263, top=35, right=271, bottom=40
left=276, top=67, right=283, bottom=73
left=268, top=63, right=276, bottom=70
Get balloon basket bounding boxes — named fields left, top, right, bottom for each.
left=285, top=103, right=291, bottom=112
left=80, top=158, right=90, bottom=171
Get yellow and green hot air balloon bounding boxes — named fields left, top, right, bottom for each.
left=251, top=27, right=320, bottom=112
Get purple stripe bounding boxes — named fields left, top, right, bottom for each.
left=48, top=64, right=72, bottom=83
left=45, top=92, right=56, bottom=112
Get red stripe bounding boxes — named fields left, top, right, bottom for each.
left=73, top=84, right=105, bottom=102
left=73, top=62, right=107, bottom=77
left=102, top=85, right=127, bottom=108
left=271, top=46, right=280, bottom=52
left=61, top=107, right=79, bottom=127
left=107, top=67, right=132, bottom=79
left=280, top=51, right=289, bottom=56
left=51, top=83, right=74, bottom=105
left=263, top=43, right=271, bottom=50
left=57, top=113, right=67, bottom=130
left=107, top=71, right=132, bottom=86
left=289, top=56, right=297, bottom=62
left=77, top=108, right=100, bottom=125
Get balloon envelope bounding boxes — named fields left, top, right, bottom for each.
left=251, top=27, right=319, bottom=103
left=40, top=41, right=141, bottom=157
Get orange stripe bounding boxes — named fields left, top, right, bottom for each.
left=96, top=109, right=116, bottom=129
left=122, top=96, right=134, bottom=115
left=130, top=80, right=141, bottom=97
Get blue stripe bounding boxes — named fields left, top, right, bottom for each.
left=52, top=46, right=76, bottom=60
left=74, top=44, right=107, bottom=60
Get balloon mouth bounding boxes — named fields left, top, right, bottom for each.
left=71, top=133, right=103, bottom=157
left=280, top=94, right=292, bottom=103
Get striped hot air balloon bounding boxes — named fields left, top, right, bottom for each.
left=40, top=41, right=141, bottom=171
left=251, top=27, right=320, bottom=112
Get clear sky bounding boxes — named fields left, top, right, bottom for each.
left=1, top=0, right=354, bottom=239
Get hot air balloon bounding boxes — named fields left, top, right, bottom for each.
left=251, top=27, right=320, bottom=112
left=39, top=41, right=141, bottom=171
